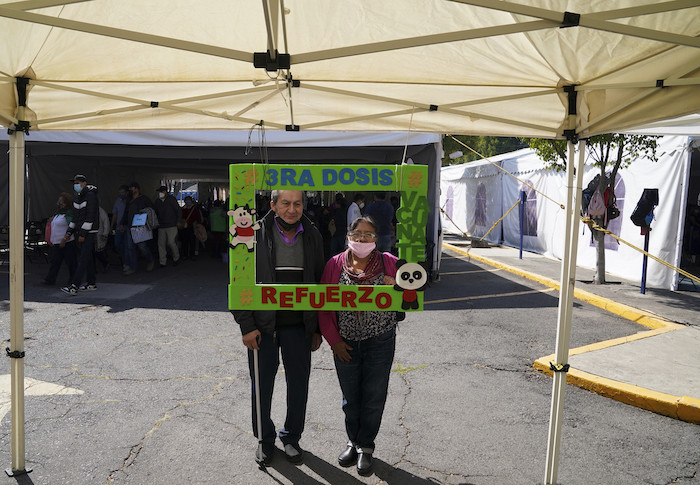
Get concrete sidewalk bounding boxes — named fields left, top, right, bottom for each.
left=442, top=235, right=700, bottom=424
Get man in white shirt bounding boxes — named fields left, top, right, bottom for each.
left=347, top=193, right=365, bottom=231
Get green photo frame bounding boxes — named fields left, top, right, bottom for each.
left=227, top=163, right=429, bottom=312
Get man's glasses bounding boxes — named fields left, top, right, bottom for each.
left=347, top=232, right=377, bottom=242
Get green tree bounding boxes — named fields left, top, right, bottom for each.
left=442, top=135, right=527, bottom=165
left=524, top=134, right=658, bottom=284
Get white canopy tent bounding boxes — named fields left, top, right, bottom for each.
left=2, top=1, right=699, bottom=483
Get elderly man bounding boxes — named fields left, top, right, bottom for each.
left=61, top=174, right=99, bottom=295
left=153, top=185, right=182, bottom=267
left=231, top=190, right=325, bottom=466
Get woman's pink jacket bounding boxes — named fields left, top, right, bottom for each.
left=318, top=250, right=399, bottom=347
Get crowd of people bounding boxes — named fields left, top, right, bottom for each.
left=43, top=181, right=407, bottom=476
left=42, top=175, right=229, bottom=294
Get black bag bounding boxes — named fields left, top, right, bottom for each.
left=630, top=188, right=659, bottom=227
left=581, top=175, right=601, bottom=217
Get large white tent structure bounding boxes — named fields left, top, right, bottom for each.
left=2, top=1, right=699, bottom=483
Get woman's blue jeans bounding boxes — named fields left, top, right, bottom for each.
left=334, top=327, right=396, bottom=451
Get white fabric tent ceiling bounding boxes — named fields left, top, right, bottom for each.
left=1, top=0, right=699, bottom=138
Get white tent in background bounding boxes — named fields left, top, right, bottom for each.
left=2, top=1, right=699, bottom=483
left=441, top=135, right=699, bottom=290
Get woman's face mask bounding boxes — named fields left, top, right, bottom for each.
left=347, top=240, right=376, bottom=258
left=185, top=200, right=193, bottom=206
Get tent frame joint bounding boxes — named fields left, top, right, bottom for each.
left=560, top=11, right=580, bottom=28
left=430, top=104, right=439, bottom=111
left=7, top=121, right=30, bottom=135
left=150, top=101, right=159, bottom=108
left=5, top=347, right=25, bottom=359
left=656, top=79, right=666, bottom=89
left=285, top=124, right=300, bottom=132
left=562, top=129, right=579, bottom=144
left=254, top=50, right=290, bottom=71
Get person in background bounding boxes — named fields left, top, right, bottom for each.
left=330, top=192, right=348, bottom=256
left=208, top=199, right=228, bottom=260
left=61, top=174, right=99, bottom=295
left=154, top=185, right=182, bottom=267
left=231, top=190, right=325, bottom=466
left=364, top=192, right=394, bottom=253
left=120, top=181, right=154, bottom=274
left=347, top=193, right=365, bottom=230
left=318, top=216, right=399, bottom=477
left=111, top=185, right=129, bottom=271
left=179, top=195, right=204, bottom=261
left=42, top=192, right=77, bottom=287
left=94, top=205, right=111, bottom=273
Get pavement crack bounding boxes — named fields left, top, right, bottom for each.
left=106, top=410, right=174, bottom=483
left=664, top=462, right=698, bottom=484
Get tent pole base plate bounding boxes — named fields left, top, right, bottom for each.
left=5, top=468, right=32, bottom=477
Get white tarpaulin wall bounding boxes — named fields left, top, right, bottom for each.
left=442, top=136, right=694, bottom=289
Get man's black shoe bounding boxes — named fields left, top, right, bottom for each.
left=283, top=443, right=303, bottom=464
left=357, top=451, right=373, bottom=476
left=338, top=443, right=357, bottom=467
left=255, top=443, right=274, bottom=466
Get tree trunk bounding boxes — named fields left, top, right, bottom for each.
left=593, top=227, right=606, bottom=284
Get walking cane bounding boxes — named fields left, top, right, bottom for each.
left=253, top=348, right=265, bottom=468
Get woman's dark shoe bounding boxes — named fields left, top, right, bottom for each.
left=356, top=451, right=373, bottom=476
left=338, top=443, right=357, bottom=467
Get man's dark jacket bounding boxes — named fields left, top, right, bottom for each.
left=67, top=184, right=99, bottom=238
left=154, top=195, right=182, bottom=228
left=232, top=210, right=325, bottom=337
left=121, top=194, right=153, bottom=227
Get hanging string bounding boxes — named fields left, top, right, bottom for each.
left=245, top=121, right=270, bottom=192
left=582, top=217, right=700, bottom=284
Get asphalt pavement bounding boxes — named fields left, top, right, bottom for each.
left=442, top=235, right=700, bottom=425
left=0, top=244, right=698, bottom=485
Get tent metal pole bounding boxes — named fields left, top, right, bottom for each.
left=6, top=127, right=29, bottom=477
left=543, top=139, right=585, bottom=485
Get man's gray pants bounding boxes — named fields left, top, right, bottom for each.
left=158, top=226, right=180, bottom=265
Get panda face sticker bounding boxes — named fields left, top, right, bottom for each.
left=394, top=260, right=429, bottom=291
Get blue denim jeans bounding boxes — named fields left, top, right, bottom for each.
left=334, top=327, right=396, bottom=451
left=124, top=228, right=153, bottom=271
left=114, top=228, right=127, bottom=266
left=248, top=326, right=312, bottom=446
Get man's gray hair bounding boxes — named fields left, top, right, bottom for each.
left=271, top=190, right=307, bottom=205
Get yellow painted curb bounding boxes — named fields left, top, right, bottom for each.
left=443, top=242, right=678, bottom=331
left=443, top=242, right=697, bottom=424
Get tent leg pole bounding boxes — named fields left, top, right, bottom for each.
left=6, top=129, right=30, bottom=477
left=544, top=139, right=585, bottom=485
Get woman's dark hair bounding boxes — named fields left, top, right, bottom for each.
left=348, top=215, right=378, bottom=233
left=59, top=192, right=73, bottom=206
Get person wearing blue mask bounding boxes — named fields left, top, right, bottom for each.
left=61, top=174, right=99, bottom=295
left=111, top=185, right=130, bottom=271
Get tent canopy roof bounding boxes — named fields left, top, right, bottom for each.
left=1, top=0, right=699, bottom=138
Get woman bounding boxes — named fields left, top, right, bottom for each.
left=179, top=195, right=204, bottom=260
left=42, top=192, right=77, bottom=286
left=319, top=216, right=399, bottom=476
